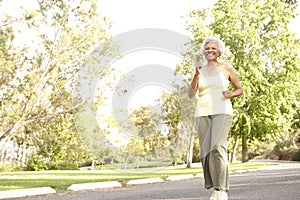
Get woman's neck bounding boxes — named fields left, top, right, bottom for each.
left=206, top=60, right=220, bottom=68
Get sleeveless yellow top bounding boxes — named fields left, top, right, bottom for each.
left=195, top=67, right=233, bottom=117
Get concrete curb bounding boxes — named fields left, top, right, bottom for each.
left=166, top=174, right=195, bottom=181
left=233, top=169, right=248, bottom=174
left=127, top=177, right=164, bottom=185
left=0, top=187, right=56, bottom=199
left=195, top=173, right=204, bottom=178
left=67, top=181, right=122, bottom=191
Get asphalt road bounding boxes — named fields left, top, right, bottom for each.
left=10, top=161, right=300, bottom=200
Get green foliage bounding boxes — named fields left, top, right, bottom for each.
left=23, top=115, right=89, bottom=171
left=247, top=139, right=275, bottom=159
left=126, top=106, right=170, bottom=166
left=48, top=163, right=79, bottom=170
left=192, top=135, right=200, bottom=162
left=25, top=154, right=48, bottom=171
left=180, top=0, right=300, bottom=161
left=25, top=152, right=81, bottom=171
left=291, top=149, right=300, bottom=161
left=160, top=89, right=197, bottom=165
left=211, top=0, right=300, bottom=140
left=0, top=164, right=23, bottom=172
left=130, top=106, right=164, bottom=148
left=0, top=0, right=114, bottom=168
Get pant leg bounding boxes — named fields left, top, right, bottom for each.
left=209, top=114, right=232, bottom=191
left=195, top=116, right=213, bottom=189
left=195, top=114, right=233, bottom=191
left=195, top=116, right=211, bottom=158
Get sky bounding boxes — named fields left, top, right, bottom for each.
left=98, top=0, right=300, bottom=36
left=97, top=0, right=216, bottom=35
left=97, top=0, right=218, bottom=110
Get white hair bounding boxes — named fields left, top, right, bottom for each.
left=200, top=37, right=225, bottom=57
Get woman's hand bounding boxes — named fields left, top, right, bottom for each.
left=223, top=64, right=243, bottom=99
left=188, top=61, right=204, bottom=98
left=222, top=88, right=243, bottom=99
left=222, top=90, right=232, bottom=99
left=195, top=61, right=204, bottom=74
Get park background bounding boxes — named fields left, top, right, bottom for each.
left=0, top=0, right=299, bottom=176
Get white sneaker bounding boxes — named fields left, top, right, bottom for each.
left=218, top=191, right=228, bottom=200
left=210, top=190, right=218, bottom=200
left=210, top=190, right=228, bottom=200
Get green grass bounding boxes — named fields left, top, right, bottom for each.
left=0, top=161, right=277, bottom=191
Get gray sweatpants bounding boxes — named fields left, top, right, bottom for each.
left=195, top=114, right=233, bottom=191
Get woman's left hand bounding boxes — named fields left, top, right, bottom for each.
left=222, top=90, right=232, bottom=99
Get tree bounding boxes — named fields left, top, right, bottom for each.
left=129, top=105, right=168, bottom=167
left=160, top=89, right=197, bottom=166
left=180, top=0, right=300, bottom=162
left=0, top=0, right=114, bottom=168
left=211, top=0, right=300, bottom=162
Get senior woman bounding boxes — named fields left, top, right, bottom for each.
left=188, top=37, right=243, bottom=200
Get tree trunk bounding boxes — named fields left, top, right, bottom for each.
left=124, top=153, right=129, bottom=170
left=91, top=160, right=95, bottom=170
left=230, top=137, right=239, bottom=163
left=242, top=135, right=249, bottom=162
left=136, top=155, right=139, bottom=169
left=186, top=134, right=194, bottom=168
left=19, top=143, right=27, bottom=167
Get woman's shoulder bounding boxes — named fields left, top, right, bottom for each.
left=220, top=63, right=237, bottom=79
left=221, top=63, right=233, bottom=68
left=222, top=63, right=236, bottom=72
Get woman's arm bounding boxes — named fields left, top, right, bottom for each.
left=188, top=62, right=203, bottom=98
left=222, top=64, right=243, bottom=99
left=188, top=72, right=199, bottom=98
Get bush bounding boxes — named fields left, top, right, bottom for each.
left=25, top=155, right=48, bottom=171
left=48, top=163, right=79, bottom=170
left=25, top=154, right=79, bottom=171
left=291, top=149, right=300, bottom=161
left=0, top=164, right=23, bottom=172
left=248, top=139, right=275, bottom=159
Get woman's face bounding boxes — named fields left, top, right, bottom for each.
left=204, top=42, right=220, bottom=61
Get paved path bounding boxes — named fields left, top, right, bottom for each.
left=7, top=161, right=300, bottom=200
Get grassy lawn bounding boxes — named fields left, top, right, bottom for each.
left=0, top=162, right=277, bottom=191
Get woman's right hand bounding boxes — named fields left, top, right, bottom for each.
left=195, top=61, right=204, bottom=74
left=189, top=61, right=203, bottom=98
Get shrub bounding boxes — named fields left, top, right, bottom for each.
left=0, top=164, right=23, bottom=172
left=25, top=154, right=48, bottom=171
left=291, top=149, right=300, bottom=161
left=48, top=163, right=79, bottom=170
left=25, top=154, right=79, bottom=170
